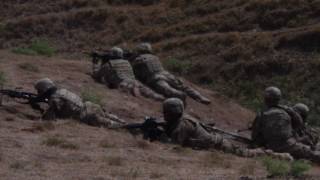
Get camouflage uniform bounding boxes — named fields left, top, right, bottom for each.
left=92, top=47, right=164, bottom=101
left=293, top=103, right=320, bottom=150
left=35, top=78, right=124, bottom=128
left=251, top=87, right=320, bottom=163
left=163, top=98, right=293, bottom=160
left=132, top=43, right=211, bottom=105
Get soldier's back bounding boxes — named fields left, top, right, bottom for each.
left=133, top=54, right=164, bottom=82
left=107, top=59, right=136, bottom=84
left=51, top=88, right=83, bottom=118
left=260, top=107, right=293, bottom=148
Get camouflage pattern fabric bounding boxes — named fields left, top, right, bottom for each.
left=251, top=106, right=320, bottom=163
left=93, top=59, right=164, bottom=101
left=80, top=101, right=123, bottom=128
left=132, top=54, right=210, bottom=104
left=43, top=88, right=83, bottom=120
left=166, top=115, right=292, bottom=160
left=42, top=89, right=124, bottom=128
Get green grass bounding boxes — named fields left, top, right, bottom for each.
left=291, top=160, right=312, bottom=177
left=261, top=157, right=311, bottom=177
left=163, top=58, right=192, bottom=75
left=261, top=156, right=290, bottom=177
left=12, top=39, right=56, bottom=57
left=12, top=47, right=38, bottom=56
left=81, top=89, right=103, bottom=105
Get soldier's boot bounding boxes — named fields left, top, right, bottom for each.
left=105, top=113, right=126, bottom=124
left=119, top=79, right=140, bottom=97
left=184, top=88, right=211, bottom=105
left=137, top=82, right=165, bottom=101
left=153, top=80, right=186, bottom=103
left=246, top=148, right=294, bottom=161
left=165, top=74, right=211, bottom=105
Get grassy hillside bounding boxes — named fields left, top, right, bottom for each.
left=1, top=0, right=320, bottom=124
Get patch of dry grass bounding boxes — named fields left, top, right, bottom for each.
left=10, top=161, right=27, bottom=170
left=202, top=151, right=233, bottom=168
left=32, top=122, right=55, bottom=132
left=150, top=172, right=164, bottom=179
left=99, top=138, right=116, bottom=148
left=42, top=136, right=79, bottom=150
left=239, top=160, right=258, bottom=176
left=18, top=62, right=40, bottom=72
left=105, top=156, right=124, bottom=166
left=135, top=139, right=151, bottom=149
left=171, top=146, right=192, bottom=154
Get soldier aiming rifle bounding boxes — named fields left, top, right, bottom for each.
left=0, top=88, right=49, bottom=113
left=120, top=116, right=166, bottom=141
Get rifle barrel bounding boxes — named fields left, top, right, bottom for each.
left=202, top=124, right=252, bottom=144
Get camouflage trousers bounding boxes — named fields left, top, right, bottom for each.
left=92, top=64, right=164, bottom=101
left=151, top=71, right=210, bottom=104
left=269, top=138, right=320, bottom=163
left=80, top=102, right=125, bottom=128
left=187, top=133, right=293, bottom=161
left=119, top=79, right=164, bottom=101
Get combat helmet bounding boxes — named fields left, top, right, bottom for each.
left=163, top=98, right=184, bottom=121
left=110, top=47, right=124, bottom=58
left=34, top=78, right=56, bottom=95
left=136, top=43, right=152, bottom=54
left=264, top=86, right=281, bottom=107
left=293, top=103, right=310, bottom=121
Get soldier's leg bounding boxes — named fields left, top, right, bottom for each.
left=80, top=102, right=124, bottom=128
left=277, top=140, right=320, bottom=163
left=163, top=72, right=211, bottom=104
left=119, top=79, right=140, bottom=97
left=152, top=80, right=186, bottom=102
left=204, top=134, right=293, bottom=160
left=136, top=81, right=164, bottom=101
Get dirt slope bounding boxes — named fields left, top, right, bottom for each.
left=1, top=0, right=320, bottom=178
left=0, top=50, right=261, bottom=179
left=1, top=0, right=320, bottom=123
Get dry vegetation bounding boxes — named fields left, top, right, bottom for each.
left=1, top=0, right=320, bottom=179
left=1, top=0, right=320, bottom=124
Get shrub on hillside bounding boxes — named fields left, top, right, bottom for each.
left=81, top=89, right=103, bottom=105
left=163, top=58, right=191, bottom=75
left=261, top=156, right=290, bottom=177
left=291, top=160, right=311, bottom=177
left=12, top=39, right=56, bottom=57
left=261, top=157, right=312, bottom=178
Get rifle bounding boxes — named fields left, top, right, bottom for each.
left=0, top=89, right=48, bottom=113
left=120, top=116, right=166, bottom=141
left=88, top=50, right=137, bottom=64
left=201, top=123, right=252, bottom=144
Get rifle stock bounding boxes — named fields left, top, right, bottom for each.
left=201, top=123, right=252, bottom=144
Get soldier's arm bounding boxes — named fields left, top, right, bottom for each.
left=42, top=98, right=60, bottom=120
left=42, top=105, right=57, bottom=120
left=251, top=113, right=264, bottom=146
